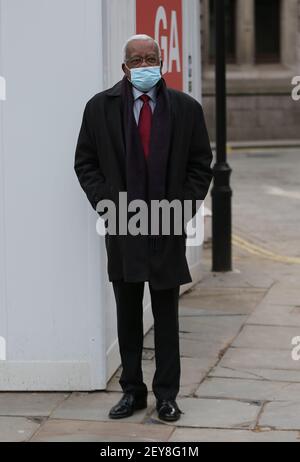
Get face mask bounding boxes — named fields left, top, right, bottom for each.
left=126, top=65, right=161, bottom=92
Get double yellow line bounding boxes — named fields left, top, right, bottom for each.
left=232, top=234, right=300, bottom=264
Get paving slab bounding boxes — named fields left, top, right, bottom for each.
left=179, top=358, right=212, bottom=396
left=180, top=335, right=228, bottom=359
left=209, top=366, right=300, bottom=383
left=232, top=325, right=300, bottom=350
left=246, top=303, right=300, bottom=327
left=143, top=331, right=220, bottom=362
left=30, top=419, right=174, bottom=442
left=180, top=288, right=266, bottom=315
left=259, top=402, right=300, bottom=430
left=51, top=392, right=153, bottom=423
left=218, top=347, right=300, bottom=371
left=195, top=377, right=300, bottom=402
left=179, top=307, right=209, bottom=316
left=169, top=428, right=300, bottom=442
left=178, top=337, right=221, bottom=361
left=0, top=392, right=69, bottom=417
left=263, top=287, right=300, bottom=306
left=196, top=266, right=275, bottom=289
left=0, top=416, right=41, bottom=442
left=179, top=315, right=247, bottom=339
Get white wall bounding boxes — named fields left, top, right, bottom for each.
left=0, top=0, right=108, bottom=390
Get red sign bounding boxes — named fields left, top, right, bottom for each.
left=136, top=0, right=183, bottom=90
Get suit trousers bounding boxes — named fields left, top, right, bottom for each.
left=112, top=280, right=181, bottom=401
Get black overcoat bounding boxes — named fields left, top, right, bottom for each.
left=74, top=78, right=213, bottom=290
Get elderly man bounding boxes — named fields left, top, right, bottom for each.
left=74, top=34, right=213, bottom=422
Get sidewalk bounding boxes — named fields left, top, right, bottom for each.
left=1, top=241, right=299, bottom=442
left=1, top=147, right=300, bottom=442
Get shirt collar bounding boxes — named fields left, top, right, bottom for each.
left=132, top=85, right=157, bottom=103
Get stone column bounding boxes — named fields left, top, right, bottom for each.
left=236, top=0, right=255, bottom=65
left=281, top=0, right=299, bottom=70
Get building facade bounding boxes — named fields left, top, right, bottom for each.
left=200, top=0, right=300, bottom=141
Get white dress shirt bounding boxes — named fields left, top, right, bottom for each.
left=132, top=86, right=157, bottom=125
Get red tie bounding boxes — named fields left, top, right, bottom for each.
left=138, top=94, right=152, bottom=159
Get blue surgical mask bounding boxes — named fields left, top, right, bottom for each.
left=127, top=65, right=161, bottom=92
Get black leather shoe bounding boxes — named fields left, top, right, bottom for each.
left=108, top=393, right=147, bottom=419
left=156, top=399, right=184, bottom=422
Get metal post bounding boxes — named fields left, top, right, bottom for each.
left=211, top=0, right=232, bottom=271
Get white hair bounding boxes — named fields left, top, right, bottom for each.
left=122, top=34, right=161, bottom=62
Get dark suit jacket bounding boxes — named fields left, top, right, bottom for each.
left=74, top=79, right=213, bottom=289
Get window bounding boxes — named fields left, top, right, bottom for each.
left=209, top=0, right=236, bottom=64
left=255, top=0, right=281, bottom=63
